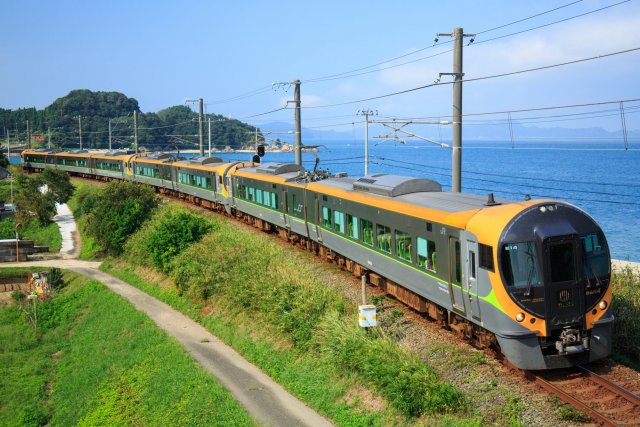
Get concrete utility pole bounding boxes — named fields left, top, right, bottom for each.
left=78, top=116, right=83, bottom=150
left=47, top=127, right=51, bottom=149
left=437, top=27, right=474, bottom=192
left=357, top=109, right=377, bottom=176
left=208, top=116, right=212, bottom=157
left=108, top=119, right=112, bottom=151
left=294, top=80, right=302, bottom=166
left=133, top=110, right=139, bottom=153
left=26, top=120, right=30, bottom=149
left=198, top=98, right=204, bottom=157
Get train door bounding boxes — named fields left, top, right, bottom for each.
left=448, top=236, right=467, bottom=314
left=314, top=193, right=321, bottom=241
left=465, top=239, right=481, bottom=321
left=282, top=187, right=290, bottom=229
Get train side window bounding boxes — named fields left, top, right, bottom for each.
left=271, top=192, right=277, bottom=208
left=417, top=238, right=437, bottom=272
left=322, top=206, right=331, bottom=228
left=479, top=243, right=495, bottom=271
left=376, top=224, right=391, bottom=254
left=333, top=210, right=345, bottom=234
left=346, top=214, right=358, bottom=239
left=361, top=219, right=373, bottom=246
left=396, top=230, right=412, bottom=262
left=248, top=187, right=255, bottom=201
left=469, top=251, right=476, bottom=280
left=453, top=240, right=462, bottom=285
left=256, top=189, right=263, bottom=205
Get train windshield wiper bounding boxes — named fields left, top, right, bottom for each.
left=524, top=244, right=536, bottom=297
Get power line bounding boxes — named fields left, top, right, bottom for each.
left=300, top=47, right=640, bottom=109
left=473, top=0, right=630, bottom=46
left=377, top=156, right=640, bottom=189
left=476, top=0, right=584, bottom=35
left=303, top=0, right=597, bottom=84
left=372, top=160, right=640, bottom=206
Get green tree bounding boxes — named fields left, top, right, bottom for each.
left=86, top=181, right=158, bottom=255
left=39, top=169, right=74, bottom=204
left=14, top=173, right=56, bottom=226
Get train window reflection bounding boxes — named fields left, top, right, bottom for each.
left=581, top=232, right=609, bottom=278
left=501, top=241, right=541, bottom=288
left=550, top=243, right=575, bottom=283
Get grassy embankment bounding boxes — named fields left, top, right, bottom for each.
left=0, top=268, right=255, bottom=426
left=101, top=204, right=473, bottom=425
left=611, top=266, right=640, bottom=369
left=63, top=180, right=474, bottom=425
left=0, top=179, right=61, bottom=252
left=69, top=179, right=640, bottom=425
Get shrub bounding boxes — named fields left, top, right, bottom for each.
left=11, top=290, right=25, bottom=302
left=148, top=207, right=211, bottom=273
left=612, top=266, right=640, bottom=364
left=49, top=268, right=65, bottom=290
left=85, top=182, right=158, bottom=255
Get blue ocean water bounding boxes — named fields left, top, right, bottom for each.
left=210, top=140, right=640, bottom=262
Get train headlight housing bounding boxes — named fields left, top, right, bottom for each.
left=516, top=313, right=525, bottom=322
left=599, top=300, right=608, bottom=310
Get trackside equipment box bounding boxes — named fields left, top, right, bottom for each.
left=358, top=304, right=377, bottom=328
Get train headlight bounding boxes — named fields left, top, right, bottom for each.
left=599, top=300, right=608, bottom=310
left=539, top=206, right=547, bottom=213
left=516, top=313, right=525, bottom=322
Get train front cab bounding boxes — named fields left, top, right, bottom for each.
left=491, top=202, right=613, bottom=370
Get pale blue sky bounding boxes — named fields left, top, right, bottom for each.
left=1, top=0, right=639, bottom=133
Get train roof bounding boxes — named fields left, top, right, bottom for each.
left=315, top=176, right=510, bottom=213
left=235, top=162, right=305, bottom=184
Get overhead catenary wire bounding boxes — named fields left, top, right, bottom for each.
left=377, top=156, right=640, bottom=189
left=300, top=47, right=640, bottom=109
left=371, top=161, right=640, bottom=206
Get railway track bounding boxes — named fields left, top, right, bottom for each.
left=527, top=365, right=640, bottom=426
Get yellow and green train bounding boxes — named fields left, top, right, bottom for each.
left=23, top=148, right=613, bottom=370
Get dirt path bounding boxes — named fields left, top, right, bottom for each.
left=4, top=259, right=332, bottom=427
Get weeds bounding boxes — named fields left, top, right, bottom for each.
left=611, top=266, right=640, bottom=366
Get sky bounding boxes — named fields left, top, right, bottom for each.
left=2, top=0, right=639, bottom=136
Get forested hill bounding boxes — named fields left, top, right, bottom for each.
left=0, top=90, right=262, bottom=150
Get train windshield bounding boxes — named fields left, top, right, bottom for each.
left=581, top=232, right=609, bottom=278
left=501, top=241, right=541, bottom=288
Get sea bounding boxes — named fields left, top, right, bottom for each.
left=13, top=139, right=640, bottom=261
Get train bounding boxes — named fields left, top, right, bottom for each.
left=22, top=148, right=614, bottom=370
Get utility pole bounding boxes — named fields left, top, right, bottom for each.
left=108, top=119, right=112, bottom=151
left=6, top=129, right=9, bottom=159
left=294, top=80, right=302, bottom=166
left=198, top=98, right=204, bottom=157
left=357, top=109, right=377, bottom=176
left=133, top=110, right=139, bottom=153
left=437, top=27, right=474, bottom=192
left=26, top=120, right=30, bottom=149
left=47, top=127, right=51, bottom=149
left=78, top=116, right=83, bottom=150
left=208, top=116, right=212, bottom=157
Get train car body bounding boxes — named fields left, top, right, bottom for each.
left=22, top=149, right=614, bottom=370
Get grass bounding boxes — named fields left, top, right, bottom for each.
left=0, top=271, right=256, bottom=426
left=100, top=199, right=474, bottom=424
left=0, top=218, right=62, bottom=253
left=611, top=266, right=640, bottom=368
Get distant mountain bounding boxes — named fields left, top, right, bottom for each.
left=256, top=121, right=639, bottom=143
